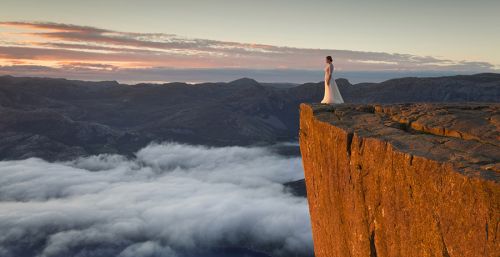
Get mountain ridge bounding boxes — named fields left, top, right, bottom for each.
left=2, top=72, right=499, bottom=87
left=0, top=73, right=498, bottom=161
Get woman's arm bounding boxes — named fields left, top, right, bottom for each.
left=327, top=65, right=332, bottom=84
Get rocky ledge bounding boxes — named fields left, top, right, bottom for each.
left=299, top=103, right=499, bottom=257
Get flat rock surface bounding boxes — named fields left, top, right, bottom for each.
left=311, top=103, right=500, bottom=181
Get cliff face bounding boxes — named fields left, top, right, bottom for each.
left=299, top=103, right=499, bottom=257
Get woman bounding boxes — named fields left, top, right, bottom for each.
left=321, top=56, right=344, bottom=104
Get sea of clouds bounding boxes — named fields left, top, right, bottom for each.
left=0, top=142, right=313, bottom=257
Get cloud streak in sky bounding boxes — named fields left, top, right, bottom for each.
left=0, top=21, right=497, bottom=83
left=0, top=142, right=312, bottom=257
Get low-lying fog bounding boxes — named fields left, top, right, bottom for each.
left=0, top=142, right=313, bottom=257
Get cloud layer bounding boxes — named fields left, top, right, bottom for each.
left=0, top=21, right=497, bottom=83
left=0, top=142, right=312, bottom=257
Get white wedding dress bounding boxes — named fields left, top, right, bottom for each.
left=321, top=63, right=344, bottom=104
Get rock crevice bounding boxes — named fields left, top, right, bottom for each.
left=299, top=103, right=499, bottom=257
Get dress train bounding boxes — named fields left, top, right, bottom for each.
left=321, top=79, right=344, bottom=104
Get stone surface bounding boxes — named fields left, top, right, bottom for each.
left=299, top=103, right=499, bottom=257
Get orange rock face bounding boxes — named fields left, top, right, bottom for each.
left=299, top=103, right=499, bottom=257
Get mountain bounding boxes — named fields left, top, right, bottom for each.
left=0, top=73, right=499, bottom=160
left=340, top=73, right=500, bottom=103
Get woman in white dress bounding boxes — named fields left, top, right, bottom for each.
left=321, top=56, right=344, bottom=104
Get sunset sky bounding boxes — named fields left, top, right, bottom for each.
left=0, top=0, right=499, bottom=83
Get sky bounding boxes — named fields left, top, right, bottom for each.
left=0, top=0, right=499, bottom=83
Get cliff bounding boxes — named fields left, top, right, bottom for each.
left=299, top=103, right=499, bottom=257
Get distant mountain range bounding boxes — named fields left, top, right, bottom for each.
left=0, top=73, right=499, bottom=161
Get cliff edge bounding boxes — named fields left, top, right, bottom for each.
left=299, top=103, right=499, bottom=257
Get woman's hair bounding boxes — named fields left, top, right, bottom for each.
left=326, top=56, right=333, bottom=62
